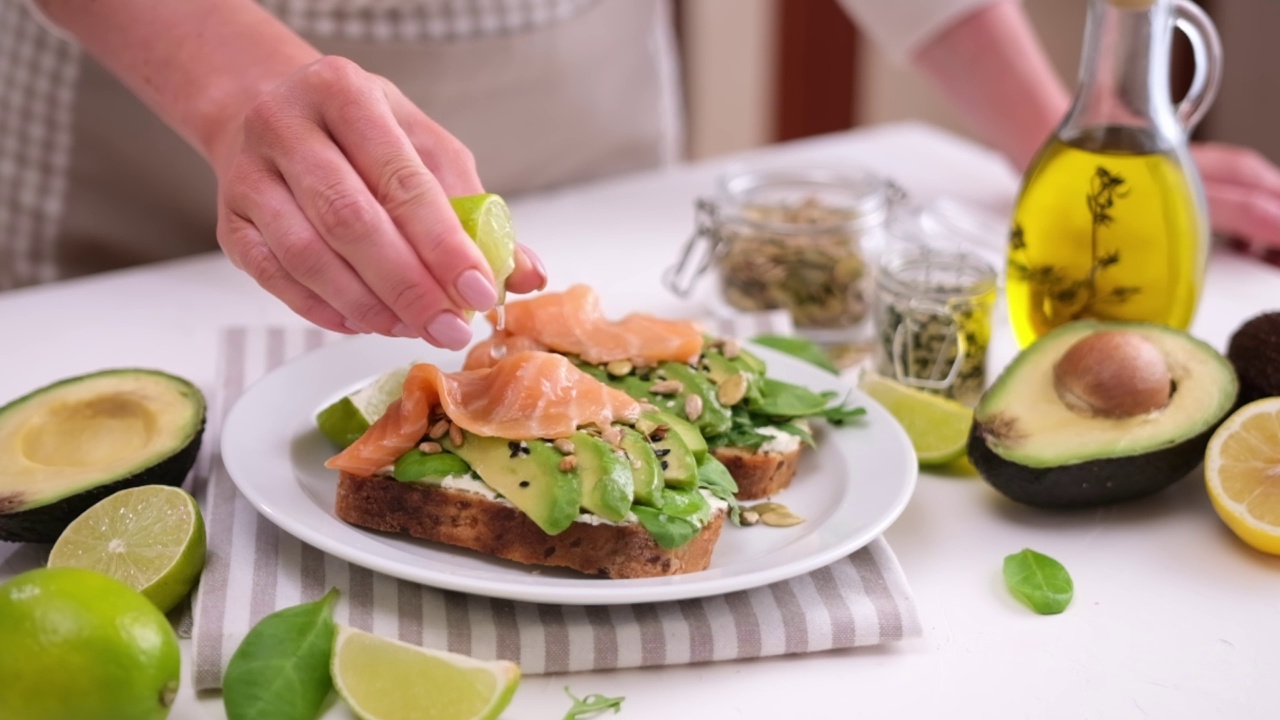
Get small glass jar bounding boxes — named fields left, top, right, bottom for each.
left=872, top=244, right=998, bottom=407
left=665, top=164, right=898, bottom=353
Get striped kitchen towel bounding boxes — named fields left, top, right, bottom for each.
left=184, top=317, right=920, bottom=690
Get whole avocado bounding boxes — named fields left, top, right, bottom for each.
left=1226, top=311, right=1280, bottom=405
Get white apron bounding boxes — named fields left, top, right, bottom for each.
left=0, top=0, right=682, bottom=289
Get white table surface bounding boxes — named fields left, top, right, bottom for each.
left=3, top=122, right=1278, bottom=719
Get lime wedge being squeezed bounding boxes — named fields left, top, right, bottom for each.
left=450, top=194, right=516, bottom=304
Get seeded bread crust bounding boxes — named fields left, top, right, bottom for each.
left=335, top=473, right=725, bottom=579
left=713, top=445, right=802, bottom=501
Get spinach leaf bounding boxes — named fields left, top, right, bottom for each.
left=696, top=455, right=742, bottom=525
left=657, top=487, right=712, bottom=524
left=750, top=335, right=838, bottom=374
left=708, top=408, right=770, bottom=451
left=563, top=686, right=625, bottom=719
left=774, top=421, right=816, bottom=448
left=750, top=378, right=832, bottom=417
left=632, top=507, right=699, bottom=549
left=224, top=588, right=340, bottom=720
left=1002, top=549, right=1073, bottom=615
left=820, top=403, right=868, bottom=426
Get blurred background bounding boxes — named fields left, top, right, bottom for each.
left=677, top=0, right=1277, bottom=163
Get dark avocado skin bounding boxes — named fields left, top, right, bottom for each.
left=0, top=416, right=205, bottom=543
left=966, top=417, right=1217, bottom=509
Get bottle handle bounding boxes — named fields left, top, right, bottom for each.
left=1171, top=0, right=1224, bottom=131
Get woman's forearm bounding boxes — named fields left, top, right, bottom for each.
left=36, top=0, right=321, bottom=171
left=913, top=1, right=1071, bottom=170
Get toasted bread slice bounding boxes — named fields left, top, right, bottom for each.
left=713, top=445, right=801, bottom=501
left=335, top=473, right=726, bottom=579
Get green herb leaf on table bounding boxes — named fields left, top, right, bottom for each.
left=224, top=587, right=340, bottom=720
left=1002, top=549, right=1073, bottom=615
left=563, top=686, right=625, bottom=719
left=750, top=334, right=838, bottom=374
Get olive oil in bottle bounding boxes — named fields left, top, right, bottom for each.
left=1006, top=126, right=1204, bottom=347
left=1003, top=0, right=1222, bottom=347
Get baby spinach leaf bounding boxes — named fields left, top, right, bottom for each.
left=695, top=455, right=742, bottom=525
left=563, top=686, right=625, bottom=719
left=750, top=335, right=838, bottom=374
left=223, top=588, right=340, bottom=720
left=1003, top=549, right=1073, bottom=615
left=632, top=507, right=699, bottom=549
left=750, top=378, right=832, bottom=417
left=820, top=403, right=868, bottom=426
left=657, top=487, right=713, bottom=524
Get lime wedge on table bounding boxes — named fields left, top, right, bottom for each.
left=859, top=373, right=973, bottom=466
left=316, top=365, right=410, bottom=447
left=332, top=625, right=521, bottom=720
left=451, top=194, right=516, bottom=304
left=47, top=485, right=206, bottom=614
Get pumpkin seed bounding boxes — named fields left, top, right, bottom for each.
left=759, top=510, right=805, bottom=527
left=746, top=502, right=789, bottom=516
left=716, top=373, right=749, bottom=406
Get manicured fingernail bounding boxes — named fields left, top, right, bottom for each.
left=345, top=320, right=372, bottom=334
left=391, top=322, right=418, bottom=338
left=426, top=312, right=471, bottom=349
left=455, top=269, right=497, bottom=312
left=523, top=246, right=549, bottom=290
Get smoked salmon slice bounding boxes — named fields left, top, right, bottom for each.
left=463, top=333, right=548, bottom=371
left=478, top=284, right=704, bottom=366
left=326, top=351, right=641, bottom=478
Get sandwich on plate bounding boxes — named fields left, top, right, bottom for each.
left=463, top=285, right=865, bottom=500
left=323, top=350, right=740, bottom=578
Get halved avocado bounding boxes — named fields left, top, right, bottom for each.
left=968, top=321, right=1238, bottom=508
left=0, top=369, right=206, bottom=542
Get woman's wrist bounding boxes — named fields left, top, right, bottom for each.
left=35, top=0, right=321, bottom=173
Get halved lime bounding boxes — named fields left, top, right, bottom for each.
left=450, top=194, right=516, bottom=304
left=47, top=485, right=206, bottom=614
left=859, top=373, right=973, bottom=466
left=316, top=365, right=410, bottom=448
left=331, top=625, right=521, bottom=720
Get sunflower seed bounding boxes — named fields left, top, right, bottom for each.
left=428, top=419, right=451, bottom=440
left=650, top=380, right=683, bottom=395
left=449, top=422, right=464, bottom=447
left=417, top=441, right=443, bottom=454
left=684, top=394, right=703, bottom=422
left=552, top=438, right=576, bottom=455
left=721, top=338, right=741, bottom=359
left=559, top=455, right=577, bottom=472
left=606, top=360, right=634, bottom=377
left=601, top=425, right=623, bottom=446
left=739, top=510, right=761, bottom=526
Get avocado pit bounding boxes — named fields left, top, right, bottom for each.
left=1052, top=330, right=1172, bottom=419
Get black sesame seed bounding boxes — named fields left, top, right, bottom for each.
left=654, top=448, right=671, bottom=457
left=519, top=481, right=530, bottom=488
left=660, top=460, right=669, bottom=470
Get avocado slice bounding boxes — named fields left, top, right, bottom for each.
left=443, top=433, right=581, bottom=535
left=0, top=369, right=206, bottom=543
left=644, top=420, right=698, bottom=490
left=569, top=431, right=634, bottom=523
left=617, top=428, right=664, bottom=509
left=655, top=362, right=732, bottom=437
left=392, top=450, right=471, bottom=483
left=638, top=409, right=707, bottom=460
left=968, top=321, right=1239, bottom=508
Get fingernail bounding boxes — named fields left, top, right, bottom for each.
left=426, top=312, right=472, bottom=349
left=391, top=322, right=418, bottom=338
left=456, top=269, right=497, bottom=312
left=345, top=320, right=372, bottom=334
left=523, top=246, right=549, bottom=290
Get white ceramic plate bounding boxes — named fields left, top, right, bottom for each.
left=221, top=336, right=918, bottom=605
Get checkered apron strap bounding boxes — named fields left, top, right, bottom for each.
left=0, top=0, right=80, bottom=290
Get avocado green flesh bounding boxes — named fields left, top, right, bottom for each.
left=570, top=431, right=634, bottom=523
left=0, top=370, right=206, bottom=542
left=618, top=428, right=664, bottom=508
left=975, top=322, right=1238, bottom=468
left=443, top=433, right=581, bottom=535
left=649, top=424, right=698, bottom=489
left=392, top=450, right=472, bottom=483
left=639, top=409, right=707, bottom=460
left=657, top=362, right=733, bottom=436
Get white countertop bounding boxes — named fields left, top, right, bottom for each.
left=2, top=122, right=1277, bottom=719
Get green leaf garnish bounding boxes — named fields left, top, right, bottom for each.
left=750, top=378, right=832, bottom=417
left=632, top=507, right=699, bottom=549
left=695, top=455, right=742, bottom=525
left=563, top=686, right=625, bottom=719
left=1002, top=549, right=1073, bottom=615
left=750, top=334, right=838, bottom=374
left=223, top=588, right=340, bottom=720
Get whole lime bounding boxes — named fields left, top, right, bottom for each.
left=0, top=566, right=181, bottom=720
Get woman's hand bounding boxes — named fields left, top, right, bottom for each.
left=1191, top=142, right=1280, bottom=252
left=212, top=56, right=547, bottom=349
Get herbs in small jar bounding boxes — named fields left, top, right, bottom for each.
left=715, top=199, right=869, bottom=330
